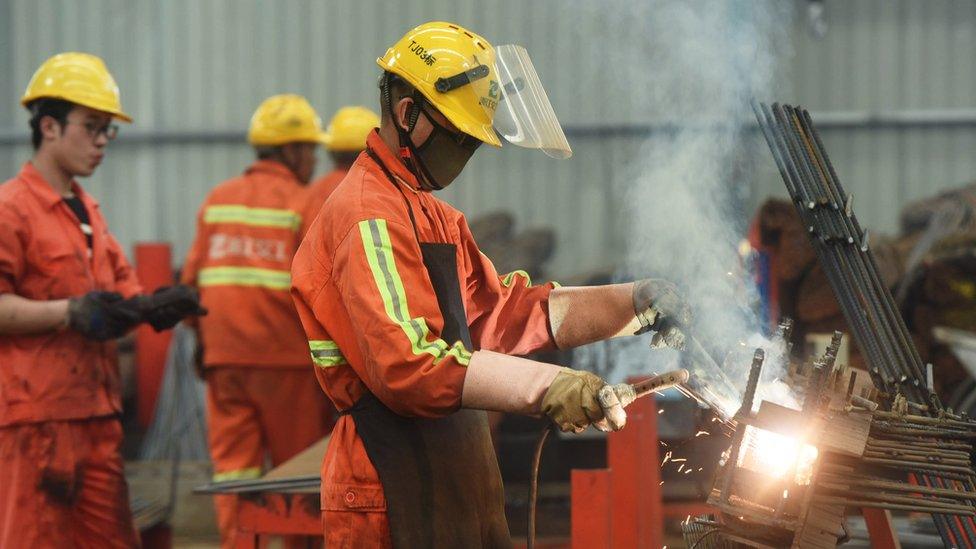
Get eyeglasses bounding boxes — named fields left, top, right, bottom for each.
left=66, top=120, right=119, bottom=141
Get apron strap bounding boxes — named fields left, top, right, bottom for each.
left=366, top=147, right=422, bottom=244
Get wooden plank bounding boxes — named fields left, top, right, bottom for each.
left=818, top=410, right=871, bottom=456
left=262, top=437, right=330, bottom=480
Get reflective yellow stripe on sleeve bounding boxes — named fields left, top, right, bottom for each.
left=501, top=270, right=532, bottom=288
left=358, top=219, right=472, bottom=366
left=212, top=466, right=262, bottom=483
left=198, top=266, right=291, bottom=290
left=204, top=205, right=302, bottom=231
left=309, top=340, right=348, bottom=368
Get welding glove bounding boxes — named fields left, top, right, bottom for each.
left=633, top=278, right=692, bottom=350
left=123, top=285, right=208, bottom=331
left=67, top=291, right=142, bottom=341
left=460, top=351, right=631, bottom=433
left=541, top=369, right=630, bottom=433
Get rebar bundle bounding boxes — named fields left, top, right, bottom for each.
left=753, top=102, right=976, bottom=547
left=817, top=409, right=976, bottom=521
left=139, top=324, right=209, bottom=461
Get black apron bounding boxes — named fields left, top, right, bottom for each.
left=344, top=150, right=511, bottom=548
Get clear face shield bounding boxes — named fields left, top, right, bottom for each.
left=489, top=45, right=572, bottom=159
left=435, top=45, right=572, bottom=159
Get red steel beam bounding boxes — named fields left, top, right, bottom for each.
left=134, top=242, right=173, bottom=429
left=608, top=393, right=662, bottom=548
left=571, top=469, right=612, bottom=549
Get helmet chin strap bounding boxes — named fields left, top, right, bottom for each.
left=382, top=73, right=444, bottom=191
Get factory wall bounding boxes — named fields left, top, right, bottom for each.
left=1, top=0, right=974, bottom=279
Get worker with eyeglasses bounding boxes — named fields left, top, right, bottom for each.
left=0, top=52, right=205, bottom=548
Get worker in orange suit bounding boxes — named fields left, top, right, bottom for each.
left=0, top=53, right=205, bottom=548
left=291, top=22, right=691, bottom=547
left=182, top=94, right=336, bottom=548
left=302, top=106, right=380, bottom=233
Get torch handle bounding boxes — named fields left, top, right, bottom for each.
left=631, top=368, right=690, bottom=399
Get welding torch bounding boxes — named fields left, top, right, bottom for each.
left=527, top=368, right=690, bottom=549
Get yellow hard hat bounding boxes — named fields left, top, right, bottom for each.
left=248, top=94, right=328, bottom=146
left=21, top=52, right=132, bottom=122
left=377, top=21, right=501, bottom=147
left=323, top=106, right=380, bottom=152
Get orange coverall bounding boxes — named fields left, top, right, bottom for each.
left=0, top=163, right=141, bottom=548
left=291, top=132, right=558, bottom=546
left=182, top=160, right=334, bottom=547
left=301, top=167, right=348, bottom=234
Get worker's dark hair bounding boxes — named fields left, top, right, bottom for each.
left=27, top=98, right=75, bottom=150
left=329, top=150, right=359, bottom=167
left=254, top=145, right=282, bottom=160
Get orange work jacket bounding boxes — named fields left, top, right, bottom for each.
left=291, top=131, right=558, bottom=513
left=301, top=167, right=348, bottom=236
left=182, top=160, right=311, bottom=368
left=0, top=163, right=142, bottom=426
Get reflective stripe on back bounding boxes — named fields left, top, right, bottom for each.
left=198, top=266, right=291, bottom=290
left=204, top=204, right=302, bottom=231
left=212, top=466, right=262, bottom=482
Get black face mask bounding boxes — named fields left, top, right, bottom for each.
left=409, top=108, right=481, bottom=190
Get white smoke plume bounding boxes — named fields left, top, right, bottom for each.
left=573, top=1, right=797, bottom=417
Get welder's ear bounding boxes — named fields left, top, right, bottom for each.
left=394, top=96, right=420, bottom=133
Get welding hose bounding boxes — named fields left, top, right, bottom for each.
left=526, top=369, right=689, bottom=549
left=527, top=423, right=552, bottom=549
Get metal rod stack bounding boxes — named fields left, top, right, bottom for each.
left=816, top=409, right=976, bottom=546
left=753, top=102, right=976, bottom=547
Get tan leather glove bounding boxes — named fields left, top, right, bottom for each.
left=541, top=369, right=631, bottom=433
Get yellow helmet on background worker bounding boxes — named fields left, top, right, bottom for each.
left=248, top=94, right=328, bottom=146
left=323, top=106, right=380, bottom=152
left=21, top=52, right=132, bottom=122
left=377, top=21, right=571, bottom=158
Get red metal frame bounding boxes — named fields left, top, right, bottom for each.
left=862, top=508, right=900, bottom=549
left=232, top=492, right=322, bottom=548
left=571, top=469, right=611, bottom=549
left=134, top=242, right=174, bottom=429
left=607, top=395, right=662, bottom=548
left=571, top=396, right=716, bottom=548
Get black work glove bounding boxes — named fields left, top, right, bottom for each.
left=128, top=285, right=208, bottom=331
left=67, top=291, right=142, bottom=341
left=632, top=278, right=692, bottom=350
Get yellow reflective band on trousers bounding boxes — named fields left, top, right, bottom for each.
left=203, top=204, right=302, bottom=231
left=309, top=340, right=348, bottom=368
left=212, top=466, right=262, bottom=482
left=358, top=219, right=472, bottom=366
left=198, top=266, right=291, bottom=290
left=501, top=270, right=532, bottom=288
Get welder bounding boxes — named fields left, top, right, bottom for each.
left=291, top=21, right=690, bottom=548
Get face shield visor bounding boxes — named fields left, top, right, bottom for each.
left=489, top=44, right=572, bottom=159
left=433, top=44, right=572, bottom=159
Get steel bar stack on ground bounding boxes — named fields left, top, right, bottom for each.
left=753, top=102, right=976, bottom=547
